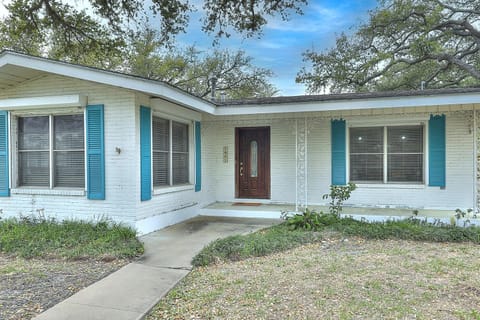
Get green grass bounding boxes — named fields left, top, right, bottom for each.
left=0, top=216, right=144, bottom=259
left=193, top=213, right=480, bottom=267
left=192, top=224, right=323, bottom=267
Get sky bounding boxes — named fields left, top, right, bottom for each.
left=174, top=0, right=378, bottom=96
left=0, top=0, right=378, bottom=96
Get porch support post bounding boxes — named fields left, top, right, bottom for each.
left=295, top=117, right=308, bottom=211
left=475, top=107, right=479, bottom=213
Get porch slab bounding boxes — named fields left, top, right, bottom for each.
left=200, top=201, right=456, bottom=219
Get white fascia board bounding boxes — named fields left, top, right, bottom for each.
left=150, top=98, right=202, bottom=122
left=215, top=93, right=480, bottom=116
left=0, top=53, right=216, bottom=115
left=0, top=94, right=86, bottom=110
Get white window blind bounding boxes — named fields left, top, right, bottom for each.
left=18, top=115, right=84, bottom=188
left=349, top=127, right=383, bottom=182
left=387, top=126, right=423, bottom=183
left=172, top=121, right=189, bottom=185
left=152, top=117, right=190, bottom=187
left=152, top=117, right=169, bottom=186
left=18, top=116, right=50, bottom=187
left=349, top=125, right=424, bottom=184
left=54, top=115, right=85, bottom=187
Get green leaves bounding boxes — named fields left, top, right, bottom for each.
left=298, top=0, right=480, bottom=93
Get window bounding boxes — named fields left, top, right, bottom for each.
left=349, top=125, right=423, bottom=183
left=18, top=115, right=84, bottom=188
left=152, top=116, right=189, bottom=187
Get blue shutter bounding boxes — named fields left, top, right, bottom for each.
left=195, top=121, right=201, bottom=192
left=331, top=119, right=346, bottom=185
left=86, top=105, right=105, bottom=200
left=0, top=111, right=9, bottom=197
left=429, top=114, right=446, bottom=187
left=140, top=106, right=152, bottom=201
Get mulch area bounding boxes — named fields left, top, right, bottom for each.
left=0, top=254, right=129, bottom=320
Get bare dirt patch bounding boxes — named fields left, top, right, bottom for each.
left=0, top=254, right=128, bottom=320
left=149, top=237, right=480, bottom=320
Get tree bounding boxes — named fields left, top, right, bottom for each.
left=1, top=0, right=307, bottom=53
left=127, top=28, right=277, bottom=99
left=297, top=0, right=480, bottom=93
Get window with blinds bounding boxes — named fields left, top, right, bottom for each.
left=18, top=115, right=85, bottom=188
left=152, top=116, right=190, bottom=187
left=349, top=125, right=424, bottom=184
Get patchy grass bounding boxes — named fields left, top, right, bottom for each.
left=0, top=217, right=144, bottom=259
left=193, top=215, right=480, bottom=267
left=192, top=224, right=324, bottom=267
left=149, top=239, right=480, bottom=320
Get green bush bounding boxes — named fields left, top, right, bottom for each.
left=0, top=216, right=144, bottom=259
left=192, top=224, right=323, bottom=267
left=193, top=215, right=480, bottom=267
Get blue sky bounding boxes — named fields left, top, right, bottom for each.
left=175, top=0, right=378, bottom=96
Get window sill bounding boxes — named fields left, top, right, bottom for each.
left=11, top=188, right=86, bottom=196
left=355, top=183, right=425, bottom=189
left=153, top=184, right=194, bottom=195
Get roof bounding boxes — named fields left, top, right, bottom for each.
left=219, top=87, right=480, bottom=106
left=0, top=50, right=216, bottom=114
left=0, top=51, right=479, bottom=116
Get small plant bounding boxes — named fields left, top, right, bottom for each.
left=282, top=208, right=323, bottom=231
left=323, top=183, right=356, bottom=216
left=412, top=209, right=419, bottom=216
left=454, top=208, right=473, bottom=220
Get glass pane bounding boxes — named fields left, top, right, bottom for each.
left=54, top=115, right=84, bottom=150
left=19, top=151, right=49, bottom=187
left=54, top=151, right=85, bottom=187
left=388, top=154, right=423, bottom=182
left=18, top=116, right=49, bottom=150
left=388, top=126, right=423, bottom=153
left=350, top=154, right=383, bottom=182
left=152, top=117, right=169, bottom=151
left=250, top=140, right=258, bottom=177
left=153, top=151, right=169, bottom=186
left=173, top=153, right=189, bottom=184
left=350, top=127, right=383, bottom=154
left=172, top=121, right=188, bottom=152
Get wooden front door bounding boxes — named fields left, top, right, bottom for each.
left=235, top=127, right=270, bottom=199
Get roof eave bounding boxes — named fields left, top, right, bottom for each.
left=0, top=51, right=217, bottom=115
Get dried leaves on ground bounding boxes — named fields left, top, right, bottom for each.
left=149, top=236, right=480, bottom=320
left=0, top=255, right=128, bottom=320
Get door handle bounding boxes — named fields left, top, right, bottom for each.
left=239, top=162, right=244, bottom=176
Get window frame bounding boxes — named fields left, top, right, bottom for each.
left=151, top=112, right=194, bottom=191
left=347, top=123, right=426, bottom=185
left=11, top=111, right=86, bottom=190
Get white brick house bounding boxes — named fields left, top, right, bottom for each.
left=0, top=51, right=479, bottom=234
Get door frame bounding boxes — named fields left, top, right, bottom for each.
left=235, top=126, right=271, bottom=199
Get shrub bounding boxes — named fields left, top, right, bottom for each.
left=0, top=216, right=144, bottom=259
left=323, top=182, right=356, bottom=216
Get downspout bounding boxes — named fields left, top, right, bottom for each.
left=474, top=107, right=478, bottom=213
left=304, top=116, right=308, bottom=209
left=295, top=119, right=298, bottom=212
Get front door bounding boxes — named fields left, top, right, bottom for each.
left=235, top=127, right=270, bottom=199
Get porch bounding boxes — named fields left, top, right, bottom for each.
left=200, top=201, right=457, bottom=222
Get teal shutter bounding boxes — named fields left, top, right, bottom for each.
left=195, top=121, right=201, bottom=192
left=140, top=106, right=152, bottom=201
left=331, top=119, right=346, bottom=185
left=86, top=105, right=105, bottom=200
left=429, top=114, right=446, bottom=187
left=0, top=111, right=9, bottom=197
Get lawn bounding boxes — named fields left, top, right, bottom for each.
left=0, top=217, right=144, bottom=319
left=148, top=235, right=480, bottom=320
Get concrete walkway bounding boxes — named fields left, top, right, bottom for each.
left=34, top=216, right=280, bottom=320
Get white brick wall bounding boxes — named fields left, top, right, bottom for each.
left=0, top=75, right=138, bottom=227
left=203, top=108, right=476, bottom=211
left=0, top=74, right=477, bottom=233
